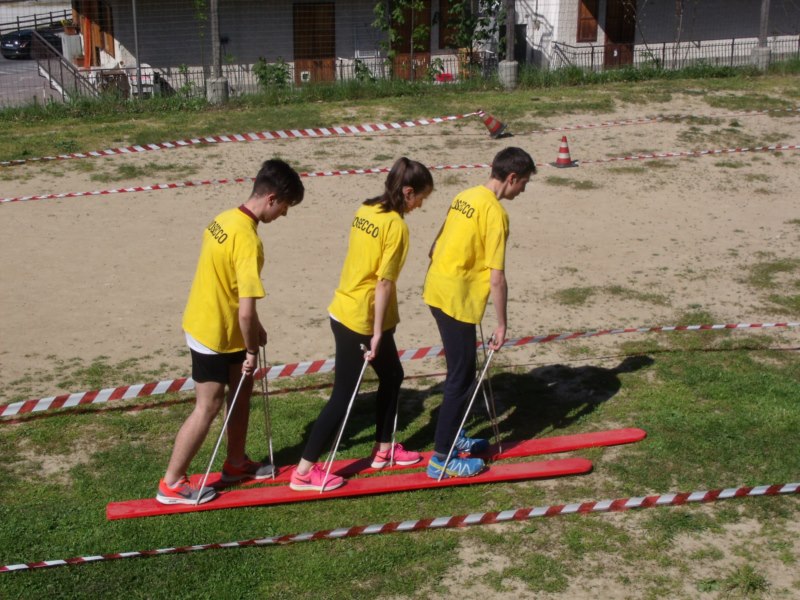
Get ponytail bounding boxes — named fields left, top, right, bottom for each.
left=364, top=157, right=433, bottom=215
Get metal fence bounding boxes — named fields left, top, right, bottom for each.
left=552, top=35, right=800, bottom=71
left=67, top=53, right=472, bottom=100
left=0, top=10, right=70, bottom=35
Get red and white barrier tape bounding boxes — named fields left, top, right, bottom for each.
left=3, top=106, right=797, bottom=168
left=1, top=321, right=796, bottom=419
left=0, top=164, right=490, bottom=204
left=4, top=140, right=799, bottom=204
left=2, top=482, right=796, bottom=572
left=0, top=112, right=479, bottom=167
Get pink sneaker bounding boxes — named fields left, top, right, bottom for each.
left=289, top=464, right=344, bottom=492
left=370, top=443, right=421, bottom=469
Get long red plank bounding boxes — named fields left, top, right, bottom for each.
left=180, top=427, right=646, bottom=488
left=107, top=458, right=592, bottom=520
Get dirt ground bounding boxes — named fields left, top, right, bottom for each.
left=1, top=95, right=798, bottom=395
left=0, top=94, right=798, bottom=596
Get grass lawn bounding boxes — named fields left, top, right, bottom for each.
left=0, top=328, right=798, bottom=598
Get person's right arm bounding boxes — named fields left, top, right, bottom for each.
left=488, top=268, right=507, bottom=350
left=238, top=296, right=263, bottom=374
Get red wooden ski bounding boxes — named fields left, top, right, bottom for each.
left=107, top=457, right=592, bottom=520
left=180, top=427, right=646, bottom=488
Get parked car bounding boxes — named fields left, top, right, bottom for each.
left=1, top=28, right=63, bottom=59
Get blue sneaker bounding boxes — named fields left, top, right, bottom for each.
left=426, top=454, right=485, bottom=479
left=454, top=429, right=489, bottom=455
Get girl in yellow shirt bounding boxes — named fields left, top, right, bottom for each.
left=290, top=157, right=434, bottom=492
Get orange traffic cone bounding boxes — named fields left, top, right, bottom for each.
left=551, top=136, right=577, bottom=168
left=479, top=111, right=511, bottom=139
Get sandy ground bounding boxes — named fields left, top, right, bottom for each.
left=1, top=95, right=798, bottom=399
left=0, top=94, right=798, bottom=595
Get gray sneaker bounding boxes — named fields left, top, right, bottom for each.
left=220, top=458, right=275, bottom=483
left=156, top=476, right=216, bottom=505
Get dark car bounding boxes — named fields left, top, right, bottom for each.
left=1, top=28, right=63, bottom=59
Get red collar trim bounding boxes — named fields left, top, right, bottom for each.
left=238, top=205, right=258, bottom=223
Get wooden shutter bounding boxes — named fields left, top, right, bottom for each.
left=577, top=0, right=599, bottom=43
left=438, top=0, right=458, bottom=49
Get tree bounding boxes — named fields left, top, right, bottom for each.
left=444, top=0, right=502, bottom=67
left=373, top=0, right=431, bottom=79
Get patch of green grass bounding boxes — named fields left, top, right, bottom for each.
left=713, top=160, right=746, bottom=168
left=553, top=285, right=669, bottom=307
left=745, top=258, right=800, bottom=289
left=495, top=552, right=570, bottom=593
left=609, top=165, right=647, bottom=174
left=744, top=173, right=771, bottom=182
left=543, top=176, right=600, bottom=190
left=766, top=293, right=800, bottom=313
left=723, top=564, right=770, bottom=597
left=605, top=285, right=670, bottom=306
left=553, top=286, right=596, bottom=305
left=645, top=160, right=678, bottom=169
left=88, top=161, right=199, bottom=183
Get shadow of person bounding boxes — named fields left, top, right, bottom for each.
left=444, top=354, right=655, bottom=446
left=265, top=354, right=654, bottom=469
left=266, top=381, right=433, bottom=469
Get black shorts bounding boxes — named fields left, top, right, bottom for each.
left=190, top=349, right=247, bottom=384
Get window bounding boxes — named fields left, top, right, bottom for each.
left=577, top=0, right=599, bottom=43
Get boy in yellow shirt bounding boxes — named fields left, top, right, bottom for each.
left=157, top=159, right=304, bottom=505
left=423, top=147, right=536, bottom=479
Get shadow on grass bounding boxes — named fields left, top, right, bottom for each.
left=266, top=354, right=655, bottom=467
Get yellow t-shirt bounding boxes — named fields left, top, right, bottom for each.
left=182, top=207, right=265, bottom=353
left=423, top=185, right=509, bottom=324
left=328, top=203, right=409, bottom=335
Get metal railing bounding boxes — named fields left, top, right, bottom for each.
left=0, top=10, right=71, bottom=35
left=32, top=32, right=98, bottom=101
left=552, top=35, right=800, bottom=71
left=148, top=53, right=471, bottom=99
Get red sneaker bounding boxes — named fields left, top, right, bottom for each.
left=156, top=476, right=216, bottom=505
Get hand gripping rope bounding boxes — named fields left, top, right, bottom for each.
left=320, top=344, right=370, bottom=493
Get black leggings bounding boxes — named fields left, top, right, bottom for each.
left=430, top=306, right=478, bottom=456
left=301, top=318, right=404, bottom=463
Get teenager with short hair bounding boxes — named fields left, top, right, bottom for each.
left=157, top=159, right=305, bottom=505
left=290, top=157, right=434, bottom=492
left=423, top=147, right=536, bottom=479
